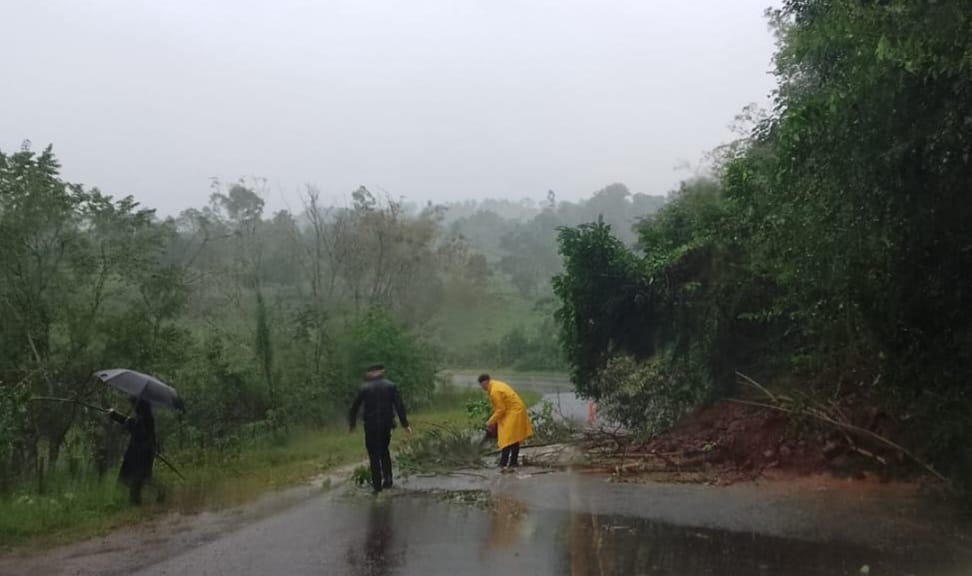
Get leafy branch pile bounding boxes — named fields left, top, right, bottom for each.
left=395, top=424, right=487, bottom=475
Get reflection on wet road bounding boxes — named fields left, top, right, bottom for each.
left=345, top=500, right=404, bottom=576
left=133, top=472, right=970, bottom=576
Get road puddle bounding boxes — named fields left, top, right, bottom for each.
left=340, top=491, right=968, bottom=576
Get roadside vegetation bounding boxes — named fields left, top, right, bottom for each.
left=552, top=0, right=972, bottom=493
left=0, top=152, right=649, bottom=496
left=0, top=388, right=493, bottom=548
left=0, top=141, right=623, bottom=544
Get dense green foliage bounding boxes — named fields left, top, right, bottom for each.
left=0, top=153, right=445, bottom=491
left=340, top=307, right=438, bottom=407
left=431, top=186, right=665, bottom=371
left=554, top=0, right=972, bottom=477
left=0, top=140, right=653, bottom=495
left=447, top=184, right=664, bottom=297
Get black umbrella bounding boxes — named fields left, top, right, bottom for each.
left=95, top=369, right=184, bottom=411
left=29, top=372, right=187, bottom=480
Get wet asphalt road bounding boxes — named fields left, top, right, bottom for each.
left=129, top=470, right=971, bottom=576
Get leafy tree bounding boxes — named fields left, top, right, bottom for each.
left=498, top=212, right=562, bottom=298
left=552, top=221, right=651, bottom=398
left=255, top=290, right=275, bottom=408
left=0, top=144, right=174, bottom=478
left=552, top=0, right=972, bottom=489
left=339, top=307, right=438, bottom=408
left=739, top=0, right=972, bottom=480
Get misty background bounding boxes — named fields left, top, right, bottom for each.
left=1, top=0, right=777, bottom=214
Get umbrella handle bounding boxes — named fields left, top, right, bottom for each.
left=155, top=452, right=186, bottom=481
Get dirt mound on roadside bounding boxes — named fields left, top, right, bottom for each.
left=583, top=398, right=922, bottom=485
left=635, top=402, right=829, bottom=480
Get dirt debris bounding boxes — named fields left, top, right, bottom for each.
left=581, top=400, right=928, bottom=487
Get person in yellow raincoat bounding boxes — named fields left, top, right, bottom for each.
left=478, top=374, right=533, bottom=471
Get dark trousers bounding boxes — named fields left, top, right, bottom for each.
left=500, top=442, right=520, bottom=467
left=364, top=425, right=393, bottom=491
left=119, top=452, right=155, bottom=505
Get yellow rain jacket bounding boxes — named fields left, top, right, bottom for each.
left=486, top=380, right=534, bottom=449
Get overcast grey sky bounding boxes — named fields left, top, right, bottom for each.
left=1, top=0, right=778, bottom=216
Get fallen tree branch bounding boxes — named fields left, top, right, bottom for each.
left=850, top=446, right=887, bottom=467
left=727, top=398, right=950, bottom=487
left=445, top=471, right=489, bottom=479
left=735, top=371, right=778, bottom=403
left=583, top=425, right=631, bottom=453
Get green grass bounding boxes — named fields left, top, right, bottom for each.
left=0, top=390, right=488, bottom=550
left=0, top=475, right=136, bottom=548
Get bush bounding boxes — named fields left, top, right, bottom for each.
left=596, top=354, right=713, bottom=438
left=338, top=307, right=439, bottom=408
left=350, top=465, right=371, bottom=487
left=531, top=400, right=574, bottom=442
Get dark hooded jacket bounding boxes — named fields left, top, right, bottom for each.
left=348, top=376, right=409, bottom=430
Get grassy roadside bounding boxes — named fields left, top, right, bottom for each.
left=0, top=389, right=488, bottom=550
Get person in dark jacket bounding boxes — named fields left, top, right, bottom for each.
left=108, top=397, right=156, bottom=505
left=348, top=364, right=411, bottom=494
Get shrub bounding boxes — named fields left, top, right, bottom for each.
left=596, top=354, right=712, bottom=437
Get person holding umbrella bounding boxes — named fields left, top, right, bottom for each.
left=97, top=369, right=184, bottom=504
left=108, top=398, right=157, bottom=505
left=478, top=374, right=533, bottom=471
left=348, top=364, right=411, bottom=494
left=29, top=369, right=184, bottom=504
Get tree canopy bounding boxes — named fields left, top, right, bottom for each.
left=553, top=0, right=972, bottom=484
